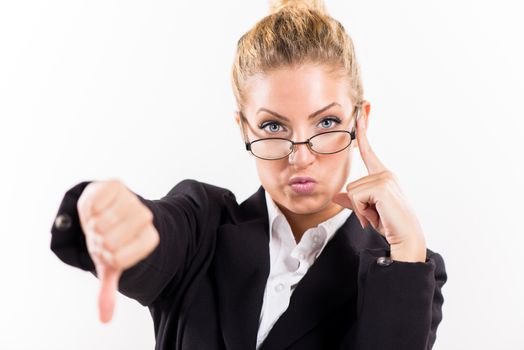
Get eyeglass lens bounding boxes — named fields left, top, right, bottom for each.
left=250, top=131, right=352, bottom=159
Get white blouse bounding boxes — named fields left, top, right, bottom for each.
left=256, top=191, right=352, bottom=349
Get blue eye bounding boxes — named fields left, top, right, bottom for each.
left=318, top=117, right=341, bottom=129
left=259, top=116, right=342, bottom=133
left=259, top=121, right=285, bottom=133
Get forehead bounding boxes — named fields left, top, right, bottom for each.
left=243, top=64, right=353, bottom=118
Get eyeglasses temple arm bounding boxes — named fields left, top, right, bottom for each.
left=238, top=112, right=252, bottom=151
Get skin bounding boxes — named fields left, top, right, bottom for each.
left=235, top=64, right=359, bottom=243
left=78, top=180, right=159, bottom=323
left=235, top=63, right=426, bottom=262
left=235, top=63, right=361, bottom=242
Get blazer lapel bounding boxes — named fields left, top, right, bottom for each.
left=259, top=212, right=362, bottom=350
left=213, top=185, right=271, bottom=350
left=213, top=184, right=364, bottom=350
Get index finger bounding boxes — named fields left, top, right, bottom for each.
left=355, top=107, right=387, bottom=174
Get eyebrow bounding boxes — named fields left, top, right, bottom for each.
left=256, top=102, right=341, bottom=122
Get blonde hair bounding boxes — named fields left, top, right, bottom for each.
left=231, top=0, right=364, bottom=112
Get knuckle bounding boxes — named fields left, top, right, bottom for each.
left=92, top=219, right=103, bottom=234
left=102, top=237, right=118, bottom=252
left=90, top=217, right=106, bottom=235
left=102, top=211, right=117, bottom=229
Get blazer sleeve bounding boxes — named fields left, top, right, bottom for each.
left=338, top=248, right=447, bottom=350
left=50, top=178, right=231, bottom=307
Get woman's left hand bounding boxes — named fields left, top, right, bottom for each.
left=332, top=113, right=427, bottom=263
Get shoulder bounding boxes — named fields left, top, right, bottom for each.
left=160, top=179, right=246, bottom=221
left=164, top=178, right=237, bottom=202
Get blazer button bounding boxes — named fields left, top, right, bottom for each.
left=376, top=256, right=393, bottom=267
left=54, top=213, right=72, bottom=231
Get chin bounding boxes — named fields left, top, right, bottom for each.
left=282, top=191, right=329, bottom=214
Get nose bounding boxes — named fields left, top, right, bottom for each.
left=288, top=140, right=316, bottom=167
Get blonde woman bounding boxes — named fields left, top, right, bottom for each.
left=50, top=1, right=447, bottom=349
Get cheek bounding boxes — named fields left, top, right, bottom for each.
left=325, top=150, right=350, bottom=173
left=254, top=159, right=285, bottom=189
left=321, top=151, right=352, bottom=191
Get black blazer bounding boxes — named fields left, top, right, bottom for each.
left=50, top=179, right=447, bottom=350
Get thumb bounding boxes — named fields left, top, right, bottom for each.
left=332, top=192, right=369, bottom=229
left=332, top=192, right=353, bottom=210
left=97, top=263, right=121, bottom=324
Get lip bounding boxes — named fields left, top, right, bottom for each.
left=288, top=176, right=317, bottom=185
left=288, top=176, right=317, bottom=194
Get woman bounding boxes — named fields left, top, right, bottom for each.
left=50, top=1, right=447, bottom=349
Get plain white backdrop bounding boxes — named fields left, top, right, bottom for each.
left=1, top=1, right=523, bottom=349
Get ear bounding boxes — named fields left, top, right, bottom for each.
left=234, top=111, right=241, bottom=127
left=234, top=111, right=245, bottom=141
left=353, top=100, right=371, bottom=149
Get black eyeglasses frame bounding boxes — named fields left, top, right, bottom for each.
left=238, top=103, right=362, bottom=161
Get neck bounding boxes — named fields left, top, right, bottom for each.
left=277, top=201, right=345, bottom=243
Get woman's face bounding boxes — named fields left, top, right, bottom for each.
left=235, top=63, right=366, bottom=219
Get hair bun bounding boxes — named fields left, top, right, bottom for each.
left=269, top=0, right=327, bottom=15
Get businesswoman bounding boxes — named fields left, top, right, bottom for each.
left=50, top=0, right=447, bottom=349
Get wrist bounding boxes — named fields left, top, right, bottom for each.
left=390, top=239, right=427, bottom=263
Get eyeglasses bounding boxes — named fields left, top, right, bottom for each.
left=239, top=104, right=361, bottom=160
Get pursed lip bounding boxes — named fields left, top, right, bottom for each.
left=288, top=176, right=317, bottom=185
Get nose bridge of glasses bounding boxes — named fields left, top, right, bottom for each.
left=289, top=139, right=315, bottom=157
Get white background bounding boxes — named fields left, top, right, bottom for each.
left=1, top=1, right=523, bottom=349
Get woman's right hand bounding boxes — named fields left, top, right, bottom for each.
left=77, top=179, right=160, bottom=323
